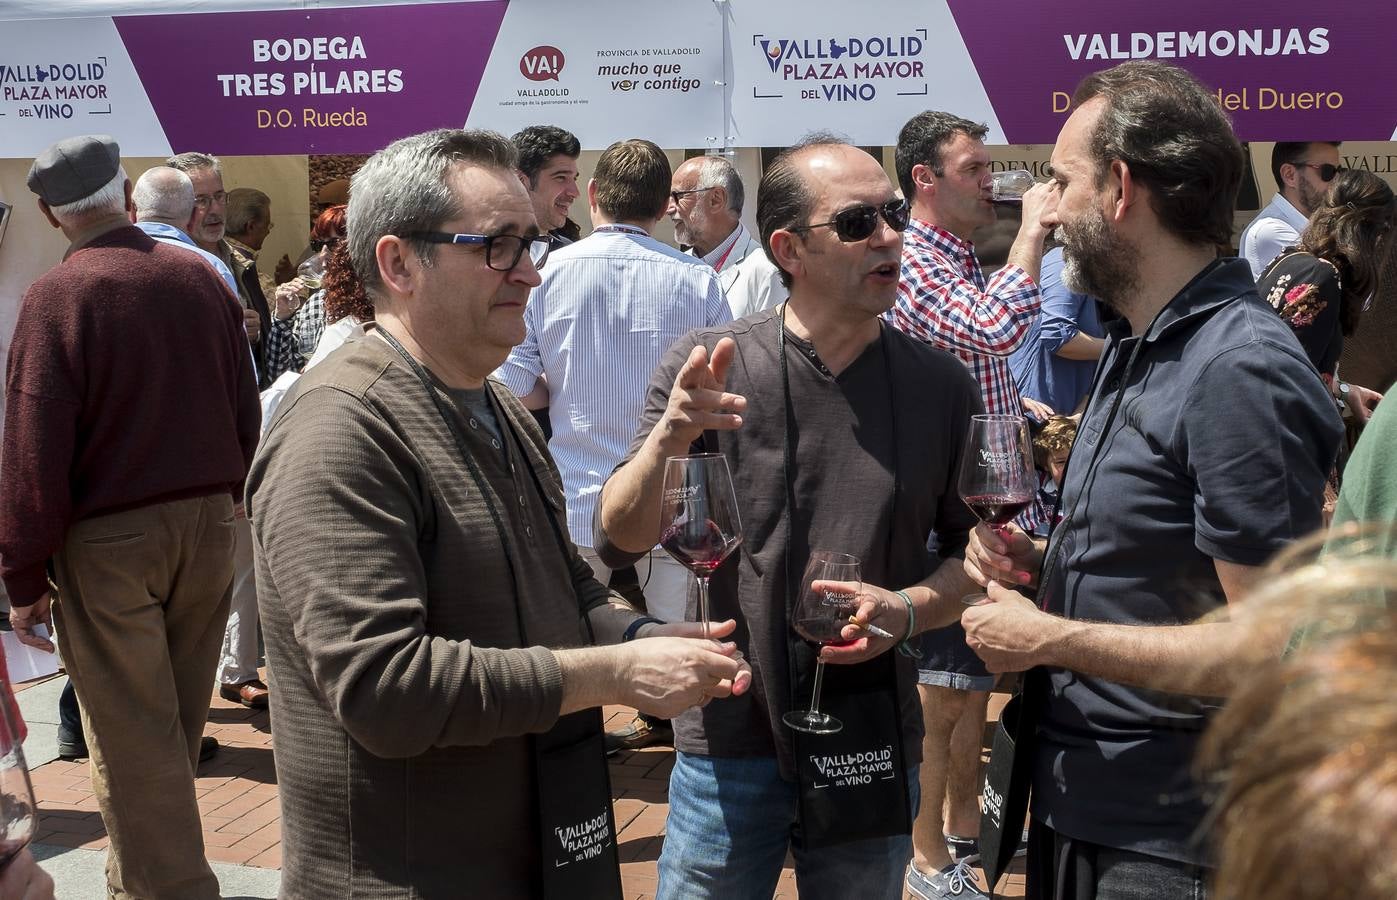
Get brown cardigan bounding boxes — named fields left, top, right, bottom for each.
left=247, top=336, right=639, bottom=898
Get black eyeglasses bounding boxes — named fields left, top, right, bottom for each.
left=1296, top=162, right=1346, bottom=182
left=310, top=237, right=341, bottom=252
left=407, top=231, right=551, bottom=271
left=787, top=198, right=910, bottom=242
left=670, top=186, right=716, bottom=205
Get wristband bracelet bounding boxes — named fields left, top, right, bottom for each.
left=622, top=616, right=664, bottom=643
left=894, top=589, right=922, bottom=660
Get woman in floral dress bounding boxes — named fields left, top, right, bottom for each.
left=1256, top=169, right=1394, bottom=418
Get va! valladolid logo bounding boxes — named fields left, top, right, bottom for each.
left=520, top=45, right=565, bottom=82
left=753, top=30, right=928, bottom=103
left=513, top=45, right=571, bottom=104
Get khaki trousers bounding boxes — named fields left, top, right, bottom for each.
left=52, top=493, right=235, bottom=900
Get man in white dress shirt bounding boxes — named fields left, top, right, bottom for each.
left=669, top=155, right=787, bottom=318
left=497, top=139, right=732, bottom=753
left=1238, top=141, right=1342, bottom=278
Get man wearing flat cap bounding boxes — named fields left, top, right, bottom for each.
left=0, top=135, right=261, bottom=900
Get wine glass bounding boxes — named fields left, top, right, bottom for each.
left=958, top=414, right=1035, bottom=540
left=783, top=551, right=862, bottom=735
left=0, top=684, right=35, bottom=869
left=658, top=454, right=743, bottom=639
left=990, top=169, right=1036, bottom=206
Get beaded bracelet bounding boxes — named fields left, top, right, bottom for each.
left=894, top=589, right=922, bottom=659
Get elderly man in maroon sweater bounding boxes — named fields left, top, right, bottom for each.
left=0, top=135, right=260, bottom=900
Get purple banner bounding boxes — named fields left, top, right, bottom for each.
left=114, top=2, right=508, bottom=155
left=946, top=1, right=1397, bottom=143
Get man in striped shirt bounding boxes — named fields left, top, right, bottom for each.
left=497, top=139, right=731, bottom=753
left=887, top=110, right=1057, bottom=900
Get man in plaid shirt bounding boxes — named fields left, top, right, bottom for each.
left=889, top=110, right=1057, bottom=900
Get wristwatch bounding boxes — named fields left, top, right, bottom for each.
left=1336, top=381, right=1351, bottom=414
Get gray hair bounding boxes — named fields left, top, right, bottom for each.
left=347, top=128, right=518, bottom=298
left=225, top=187, right=271, bottom=236
left=165, top=151, right=221, bottom=177
left=693, top=156, right=744, bottom=215
left=49, top=166, right=128, bottom=221
left=132, top=167, right=194, bottom=225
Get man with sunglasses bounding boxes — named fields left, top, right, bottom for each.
left=669, top=154, right=787, bottom=318
left=1239, top=141, right=1343, bottom=278
left=498, top=139, right=731, bottom=755
left=248, top=128, right=750, bottom=897
left=596, top=136, right=985, bottom=899
left=887, top=110, right=1057, bottom=900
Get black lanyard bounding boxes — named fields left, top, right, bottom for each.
left=1034, top=306, right=1161, bottom=611
left=375, top=328, right=588, bottom=644
left=777, top=306, right=900, bottom=613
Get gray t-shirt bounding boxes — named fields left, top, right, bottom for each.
left=445, top=385, right=503, bottom=451
left=597, top=308, right=983, bottom=775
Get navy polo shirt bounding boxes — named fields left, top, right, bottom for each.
left=1031, top=258, right=1342, bottom=864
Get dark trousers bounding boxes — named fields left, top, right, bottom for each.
left=58, top=680, right=82, bottom=740
left=1026, top=819, right=1208, bottom=900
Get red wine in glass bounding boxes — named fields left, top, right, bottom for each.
left=958, top=414, right=1035, bottom=541
left=963, top=493, right=1033, bottom=527
left=659, top=454, right=743, bottom=638
left=783, top=551, right=862, bottom=735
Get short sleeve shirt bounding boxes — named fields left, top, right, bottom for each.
left=1032, top=259, right=1343, bottom=864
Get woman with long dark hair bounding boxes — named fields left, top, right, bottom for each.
left=1256, top=169, right=1395, bottom=422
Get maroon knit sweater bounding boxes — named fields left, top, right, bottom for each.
left=0, top=225, right=260, bottom=606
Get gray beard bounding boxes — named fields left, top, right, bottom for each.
left=1055, top=219, right=1139, bottom=315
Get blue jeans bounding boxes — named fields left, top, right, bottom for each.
left=657, top=752, right=919, bottom=900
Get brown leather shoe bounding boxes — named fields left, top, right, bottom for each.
left=219, top=679, right=270, bottom=708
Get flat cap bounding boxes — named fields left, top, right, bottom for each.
left=27, top=135, right=121, bottom=206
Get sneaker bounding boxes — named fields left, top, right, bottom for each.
left=56, top=728, right=88, bottom=761
left=905, top=859, right=990, bottom=900
left=603, top=715, right=673, bottom=757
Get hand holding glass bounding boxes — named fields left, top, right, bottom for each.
left=658, top=454, right=743, bottom=639
left=783, top=551, right=862, bottom=735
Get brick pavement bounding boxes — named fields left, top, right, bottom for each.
left=24, top=675, right=1023, bottom=899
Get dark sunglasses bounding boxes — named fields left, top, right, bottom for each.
left=788, top=198, right=910, bottom=242
left=309, top=237, right=341, bottom=252
left=670, top=186, right=716, bottom=205
left=407, top=231, right=550, bottom=271
left=1296, top=162, right=1346, bottom=182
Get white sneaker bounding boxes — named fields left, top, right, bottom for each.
left=905, top=859, right=990, bottom=900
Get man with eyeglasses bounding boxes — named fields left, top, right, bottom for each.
left=247, top=128, right=749, bottom=897
left=669, top=154, right=787, bottom=318
left=595, top=135, right=984, bottom=899
left=498, top=139, right=731, bottom=756
left=1239, top=141, right=1344, bottom=278
left=166, top=154, right=302, bottom=391
left=884, top=110, right=1056, bottom=900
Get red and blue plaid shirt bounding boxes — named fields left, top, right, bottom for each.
left=887, top=218, right=1041, bottom=416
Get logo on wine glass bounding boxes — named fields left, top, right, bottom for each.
left=662, top=485, right=700, bottom=502
left=978, top=448, right=1015, bottom=469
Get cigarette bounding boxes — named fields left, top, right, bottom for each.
left=849, top=616, right=895, bottom=640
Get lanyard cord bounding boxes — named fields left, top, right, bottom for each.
left=778, top=306, right=900, bottom=615
left=1034, top=305, right=1167, bottom=612
left=376, top=329, right=588, bottom=645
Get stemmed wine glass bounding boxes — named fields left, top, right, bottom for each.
left=783, top=551, right=862, bottom=735
left=0, top=684, right=35, bottom=869
left=958, top=414, right=1035, bottom=540
left=658, top=454, right=743, bottom=639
